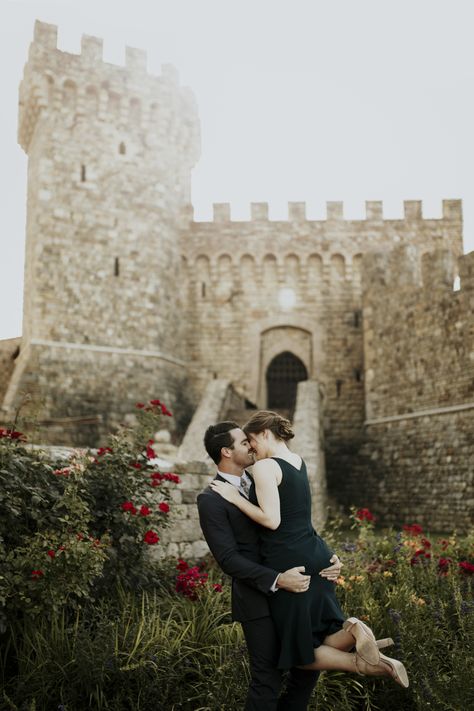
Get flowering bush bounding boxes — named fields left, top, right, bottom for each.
left=175, top=558, right=224, bottom=600
left=0, top=398, right=180, bottom=623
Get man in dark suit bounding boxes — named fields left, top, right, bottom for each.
left=197, top=421, right=342, bottom=710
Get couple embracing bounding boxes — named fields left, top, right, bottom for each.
left=197, top=411, right=409, bottom=710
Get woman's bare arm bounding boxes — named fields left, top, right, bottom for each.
left=209, top=459, right=282, bottom=529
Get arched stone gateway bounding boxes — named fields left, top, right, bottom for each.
left=266, top=351, right=308, bottom=413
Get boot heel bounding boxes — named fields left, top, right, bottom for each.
left=376, top=638, right=394, bottom=649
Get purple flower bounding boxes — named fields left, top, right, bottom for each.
left=342, top=541, right=357, bottom=552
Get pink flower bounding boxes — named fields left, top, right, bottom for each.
left=53, top=467, right=71, bottom=476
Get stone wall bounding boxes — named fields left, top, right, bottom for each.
left=0, top=338, right=21, bottom=406
left=329, top=247, right=474, bottom=531
left=342, top=410, right=473, bottom=531
left=182, top=202, right=463, bottom=494
left=178, top=379, right=245, bottom=461
left=292, top=380, right=327, bottom=530
left=161, top=461, right=214, bottom=559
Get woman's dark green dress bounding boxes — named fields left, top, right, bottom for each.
left=256, top=457, right=345, bottom=669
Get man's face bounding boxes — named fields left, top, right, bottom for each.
left=227, top=428, right=255, bottom=468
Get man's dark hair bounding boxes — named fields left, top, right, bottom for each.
left=204, top=421, right=239, bottom=465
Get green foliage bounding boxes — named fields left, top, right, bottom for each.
left=0, top=401, right=180, bottom=625
left=1, top=427, right=473, bottom=711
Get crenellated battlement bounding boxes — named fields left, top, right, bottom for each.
left=194, top=199, right=462, bottom=225
left=18, top=21, right=200, bottom=162
left=362, top=246, right=474, bottom=296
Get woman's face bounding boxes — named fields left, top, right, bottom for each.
left=247, top=431, right=268, bottom=460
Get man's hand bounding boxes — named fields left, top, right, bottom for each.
left=276, top=566, right=310, bottom=593
left=319, top=554, right=343, bottom=582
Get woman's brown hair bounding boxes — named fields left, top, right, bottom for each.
left=243, top=410, right=295, bottom=441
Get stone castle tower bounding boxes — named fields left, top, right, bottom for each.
left=2, top=21, right=199, bottom=439
left=0, top=21, right=472, bottom=530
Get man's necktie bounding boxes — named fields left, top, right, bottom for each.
left=239, top=473, right=252, bottom=499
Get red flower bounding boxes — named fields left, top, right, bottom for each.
left=163, top=472, right=181, bottom=484
left=403, top=523, right=423, bottom=535
left=356, top=508, right=375, bottom=522
left=161, top=404, right=173, bottom=417
left=438, top=557, right=452, bottom=573
left=213, top=583, right=223, bottom=593
left=58, top=545, right=65, bottom=551
left=0, top=428, right=26, bottom=441
left=130, top=462, right=142, bottom=470
left=421, top=537, right=431, bottom=549
left=146, top=440, right=156, bottom=459
left=47, top=550, right=55, bottom=559
left=439, top=539, right=450, bottom=550
left=76, top=533, right=84, bottom=541
left=121, top=501, right=137, bottom=515
left=159, top=502, right=170, bottom=514
left=139, top=505, right=152, bottom=516
left=459, top=561, right=474, bottom=575
left=135, top=403, right=145, bottom=409
left=144, top=530, right=160, bottom=545
left=31, top=570, right=44, bottom=579
left=149, top=399, right=162, bottom=406
left=177, top=558, right=188, bottom=572
left=97, top=447, right=113, bottom=457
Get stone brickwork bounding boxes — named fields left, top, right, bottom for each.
left=0, top=338, right=21, bottom=404
left=2, top=20, right=200, bottom=441
left=292, top=380, right=327, bottom=529
left=161, top=461, right=214, bottom=560
left=329, top=248, right=474, bottom=530
left=182, top=201, right=463, bottom=497
left=178, top=379, right=245, bottom=461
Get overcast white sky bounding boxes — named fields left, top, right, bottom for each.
left=1, top=0, right=473, bottom=340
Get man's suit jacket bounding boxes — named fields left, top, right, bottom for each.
left=197, top=473, right=279, bottom=623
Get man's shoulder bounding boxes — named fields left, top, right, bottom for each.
left=197, top=482, right=221, bottom=509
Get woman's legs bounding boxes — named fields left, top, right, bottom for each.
left=298, top=644, right=356, bottom=672
left=298, top=646, right=408, bottom=688
left=321, top=629, right=356, bottom=652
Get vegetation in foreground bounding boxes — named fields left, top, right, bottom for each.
left=0, top=410, right=473, bottom=710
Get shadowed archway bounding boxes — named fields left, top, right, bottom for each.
left=266, top=351, right=308, bottom=413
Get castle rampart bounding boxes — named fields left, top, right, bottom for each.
left=329, top=247, right=474, bottom=530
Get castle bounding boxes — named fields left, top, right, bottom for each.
left=0, top=21, right=472, bottom=532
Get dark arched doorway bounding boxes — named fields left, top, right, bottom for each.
left=266, top=351, right=308, bottom=413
